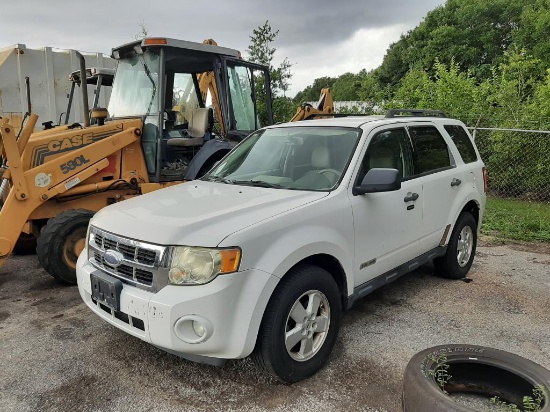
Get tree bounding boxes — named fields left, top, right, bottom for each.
left=293, top=76, right=337, bottom=104
left=331, top=71, right=366, bottom=101
left=375, top=0, right=537, bottom=87
left=246, top=21, right=293, bottom=97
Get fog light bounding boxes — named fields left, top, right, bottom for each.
left=192, top=321, right=205, bottom=338
left=174, top=315, right=213, bottom=344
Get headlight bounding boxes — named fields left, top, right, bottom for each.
left=168, top=246, right=241, bottom=285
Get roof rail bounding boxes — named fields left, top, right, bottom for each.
left=303, top=113, right=375, bottom=120
left=385, top=109, right=448, bottom=118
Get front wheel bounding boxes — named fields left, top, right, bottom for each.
left=37, top=209, right=94, bottom=284
left=434, top=212, right=477, bottom=279
left=253, top=264, right=342, bottom=383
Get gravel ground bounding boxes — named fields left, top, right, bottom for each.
left=1, top=238, right=549, bottom=412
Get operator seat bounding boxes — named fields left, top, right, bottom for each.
left=167, top=108, right=212, bottom=147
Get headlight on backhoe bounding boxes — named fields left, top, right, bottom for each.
left=168, top=246, right=241, bottom=285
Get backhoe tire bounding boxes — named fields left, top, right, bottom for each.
left=37, top=209, right=94, bottom=285
left=12, top=233, right=38, bottom=255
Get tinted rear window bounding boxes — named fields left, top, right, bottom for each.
left=409, top=126, right=451, bottom=174
left=444, top=125, right=478, bottom=164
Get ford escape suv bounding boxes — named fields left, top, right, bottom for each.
left=76, top=110, right=487, bottom=382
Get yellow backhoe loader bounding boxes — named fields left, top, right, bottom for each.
left=0, top=37, right=274, bottom=284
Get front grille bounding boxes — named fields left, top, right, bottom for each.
left=94, top=233, right=157, bottom=265
left=88, top=226, right=168, bottom=291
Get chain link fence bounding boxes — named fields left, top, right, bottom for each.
left=468, top=127, right=550, bottom=203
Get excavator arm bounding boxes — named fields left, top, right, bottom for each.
left=290, top=88, right=334, bottom=122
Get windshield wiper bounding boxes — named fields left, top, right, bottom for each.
left=232, top=180, right=283, bottom=189
left=137, top=54, right=156, bottom=117
left=203, top=175, right=235, bottom=184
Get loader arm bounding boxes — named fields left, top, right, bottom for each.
left=0, top=118, right=142, bottom=268
left=290, top=88, right=334, bottom=122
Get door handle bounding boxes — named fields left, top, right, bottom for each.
left=451, top=178, right=462, bottom=187
left=404, top=192, right=419, bottom=202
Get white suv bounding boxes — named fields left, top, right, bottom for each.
left=76, top=110, right=487, bottom=382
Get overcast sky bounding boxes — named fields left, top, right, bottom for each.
left=0, top=0, right=443, bottom=96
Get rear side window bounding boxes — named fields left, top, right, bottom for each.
left=444, top=125, right=478, bottom=164
left=409, top=126, right=451, bottom=174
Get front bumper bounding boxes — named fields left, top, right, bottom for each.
left=76, top=250, right=279, bottom=361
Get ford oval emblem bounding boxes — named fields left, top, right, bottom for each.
left=104, top=249, right=124, bottom=267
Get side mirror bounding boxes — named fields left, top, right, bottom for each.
left=353, top=168, right=401, bottom=195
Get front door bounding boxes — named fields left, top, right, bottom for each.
left=350, top=126, right=424, bottom=286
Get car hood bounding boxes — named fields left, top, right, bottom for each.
left=91, top=181, right=328, bottom=246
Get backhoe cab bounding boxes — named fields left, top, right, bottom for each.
left=0, top=37, right=273, bottom=284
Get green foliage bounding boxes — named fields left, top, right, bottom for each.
left=482, top=197, right=550, bottom=242
left=375, top=0, right=535, bottom=88
left=491, top=384, right=546, bottom=412
left=247, top=21, right=295, bottom=122
left=293, top=76, right=337, bottom=104
left=331, top=71, right=366, bottom=101
left=427, top=353, right=452, bottom=393
left=513, top=0, right=550, bottom=72
left=247, top=21, right=293, bottom=97
left=530, top=70, right=550, bottom=122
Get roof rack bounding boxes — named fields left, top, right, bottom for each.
left=303, top=113, right=375, bottom=120
left=385, top=109, right=448, bottom=118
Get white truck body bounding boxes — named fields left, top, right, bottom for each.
left=0, top=44, right=116, bottom=130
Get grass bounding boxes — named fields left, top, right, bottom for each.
left=481, top=196, right=550, bottom=242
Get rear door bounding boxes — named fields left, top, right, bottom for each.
left=408, top=124, right=463, bottom=251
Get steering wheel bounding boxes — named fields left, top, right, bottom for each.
left=317, top=169, right=341, bottom=185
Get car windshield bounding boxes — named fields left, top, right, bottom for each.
left=108, top=51, right=159, bottom=118
left=204, top=126, right=361, bottom=191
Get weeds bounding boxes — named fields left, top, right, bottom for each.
left=482, top=197, right=550, bottom=242
left=428, top=353, right=452, bottom=393
left=490, top=384, right=545, bottom=411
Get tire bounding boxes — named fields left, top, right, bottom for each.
left=12, top=233, right=38, bottom=255
left=36, top=209, right=94, bottom=285
left=403, top=344, right=550, bottom=412
left=253, top=264, right=342, bottom=383
left=434, top=212, right=477, bottom=279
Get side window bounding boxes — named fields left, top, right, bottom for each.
left=409, top=126, right=451, bottom=174
left=360, top=128, right=414, bottom=181
left=444, top=125, right=478, bottom=163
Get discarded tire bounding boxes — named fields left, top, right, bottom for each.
left=403, top=345, right=550, bottom=412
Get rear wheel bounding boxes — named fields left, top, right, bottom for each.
left=253, top=264, right=342, bottom=383
left=434, top=212, right=477, bottom=279
left=37, top=209, right=94, bottom=284
left=12, top=233, right=38, bottom=255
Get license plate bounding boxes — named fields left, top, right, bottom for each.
left=91, top=271, right=123, bottom=311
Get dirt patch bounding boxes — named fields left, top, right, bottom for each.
left=479, top=235, right=550, bottom=254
